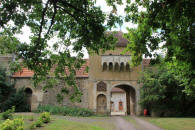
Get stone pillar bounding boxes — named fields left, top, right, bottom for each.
left=93, top=81, right=97, bottom=112
left=107, top=82, right=111, bottom=114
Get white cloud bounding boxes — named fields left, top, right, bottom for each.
left=15, top=25, right=31, bottom=44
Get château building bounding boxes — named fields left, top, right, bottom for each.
left=0, top=32, right=150, bottom=115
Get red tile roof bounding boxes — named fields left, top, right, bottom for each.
left=12, top=59, right=89, bottom=78
left=12, top=58, right=150, bottom=78
left=12, top=67, right=34, bottom=77
left=111, top=87, right=125, bottom=93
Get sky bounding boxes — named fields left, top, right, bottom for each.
left=15, top=1, right=137, bottom=58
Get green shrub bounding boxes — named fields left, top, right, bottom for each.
left=2, top=106, right=15, bottom=120
left=40, top=112, right=51, bottom=123
left=29, top=124, right=36, bottom=130
left=0, top=118, right=24, bottom=130
left=36, top=105, right=94, bottom=117
left=0, top=68, right=30, bottom=112
left=139, top=62, right=195, bottom=117
left=1, top=88, right=30, bottom=112
left=34, top=118, right=43, bottom=127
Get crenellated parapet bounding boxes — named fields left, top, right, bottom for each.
left=101, top=55, right=131, bottom=71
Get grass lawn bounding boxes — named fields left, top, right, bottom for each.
left=41, top=119, right=104, bottom=130
left=0, top=113, right=113, bottom=130
left=141, top=117, right=195, bottom=130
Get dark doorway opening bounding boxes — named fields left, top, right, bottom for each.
left=24, top=88, right=32, bottom=111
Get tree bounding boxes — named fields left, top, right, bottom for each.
left=122, top=0, right=195, bottom=96
left=139, top=59, right=195, bottom=117
left=0, top=0, right=119, bottom=101
left=0, top=68, right=29, bottom=112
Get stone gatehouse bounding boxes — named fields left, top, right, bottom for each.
left=0, top=32, right=150, bottom=115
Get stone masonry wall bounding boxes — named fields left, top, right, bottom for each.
left=13, top=77, right=89, bottom=111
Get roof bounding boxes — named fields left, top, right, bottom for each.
left=12, top=59, right=89, bottom=78
left=12, top=58, right=150, bottom=78
left=111, top=87, right=125, bottom=93
left=114, top=31, right=128, bottom=47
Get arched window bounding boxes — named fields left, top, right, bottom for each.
left=120, top=62, right=125, bottom=71
left=97, top=81, right=107, bottom=91
left=114, top=62, right=120, bottom=71
left=126, top=63, right=130, bottom=71
left=109, top=62, right=113, bottom=71
left=103, top=62, right=107, bottom=71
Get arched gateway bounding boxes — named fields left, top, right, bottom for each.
left=110, top=84, right=136, bottom=115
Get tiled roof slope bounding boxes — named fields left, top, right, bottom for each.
left=12, top=58, right=150, bottom=78
left=13, top=68, right=34, bottom=77
left=12, top=60, right=89, bottom=78
left=111, top=87, right=125, bottom=93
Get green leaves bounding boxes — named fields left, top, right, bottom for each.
left=139, top=58, right=195, bottom=116
left=124, top=0, right=195, bottom=96
left=0, top=0, right=120, bottom=102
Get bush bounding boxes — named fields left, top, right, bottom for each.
left=40, top=112, right=51, bottom=123
left=1, top=88, right=30, bottom=112
left=0, top=68, right=30, bottom=112
left=29, top=124, right=36, bottom=130
left=34, top=119, right=43, bottom=127
left=0, top=118, right=24, bottom=130
left=36, top=105, right=94, bottom=117
left=2, top=106, right=15, bottom=120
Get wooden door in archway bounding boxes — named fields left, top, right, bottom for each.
left=97, top=94, right=107, bottom=114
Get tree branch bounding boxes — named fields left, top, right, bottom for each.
left=56, top=5, right=80, bottom=23
left=46, top=2, right=57, bottom=37
left=59, top=0, right=84, bottom=13
left=38, top=0, right=50, bottom=42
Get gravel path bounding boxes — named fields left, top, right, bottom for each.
left=113, top=116, right=137, bottom=130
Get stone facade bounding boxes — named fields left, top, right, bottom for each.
left=13, top=77, right=89, bottom=110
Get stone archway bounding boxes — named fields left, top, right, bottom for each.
left=110, top=84, right=136, bottom=115
left=24, top=88, right=33, bottom=111
left=96, top=94, right=107, bottom=114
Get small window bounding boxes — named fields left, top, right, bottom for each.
left=109, top=62, right=113, bottom=71
left=103, top=62, right=107, bottom=71
left=120, top=62, right=125, bottom=71
left=114, top=63, right=120, bottom=71
left=126, top=63, right=130, bottom=71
